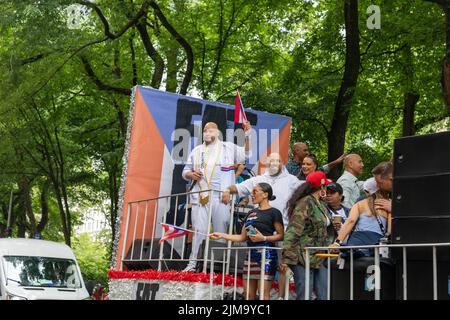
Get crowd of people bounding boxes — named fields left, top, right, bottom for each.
left=182, top=121, right=393, bottom=300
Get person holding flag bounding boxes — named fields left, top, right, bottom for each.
left=182, top=102, right=252, bottom=271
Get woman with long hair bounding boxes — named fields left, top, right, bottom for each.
left=300, top=154, right=319, bottom=177
left=210, top=183, right=284, bottom=300
left=280, top=171, right=335, bottom=300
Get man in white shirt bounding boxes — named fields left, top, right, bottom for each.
left=337, top=154, right=365, bottom=209
left=222, top=153, right=302, bottom=227
left=182, top=121, right=251, bottom=272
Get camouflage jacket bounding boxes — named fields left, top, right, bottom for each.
left=281, top=195, right=335, bottom=269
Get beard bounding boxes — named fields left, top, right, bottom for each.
left=203, top=135, right=216, bottom=143
left=268, top=165, right=281, bottom=176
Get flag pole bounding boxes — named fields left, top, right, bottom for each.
left=236, top=89, right=248, bottom=125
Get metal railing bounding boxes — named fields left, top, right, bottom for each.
left=209, top=246, right=291, bottom=300
left=120, top=189, right=238, bottom=273
left=304, top=242, right=450, bottom=300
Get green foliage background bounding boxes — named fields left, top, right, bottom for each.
left=0, top=0, right=449, bottom=284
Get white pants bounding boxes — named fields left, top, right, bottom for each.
left=189, top=196, right=230, bottom=261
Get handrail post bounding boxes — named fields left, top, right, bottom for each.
left=246, top=248, right=250, bottom=300
left=170, top=195, right=179, bottom=259
left=130, top=202, right=140, bottom=262
left=120, top=202, right=132, bottom=271
left=327, top=255, right=331, bottom=300
left=374, top=247, right=380, bottom=300
left=140, top=201, right=149, bottom=260
left=260, top=247, right=266, bottom=300
left=149, top=200, right=158, bottom=260
left=158, top=199, right=169, bottom=271
left=233, top=250, right=238, bottom=300
left=203, top=190, right=214, bottom=273
left=403, top=246, right=407, bottom=300
left=181, top=195, right=190, bottom=260
left=350, top=249, right=354, bottom=300
left=284, top=266, right=290, bottom=300
left=305, top=248, right=310, bottom=300
left=226, top=193, right=235, bottom=275
left=209, top=249, right=215, bottom=300
left=433, top=246, right=437, bottom=300
left=221, top=249, right=226, bottom=300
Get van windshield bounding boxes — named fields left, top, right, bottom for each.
left=3, top=256, right=82, bottom=288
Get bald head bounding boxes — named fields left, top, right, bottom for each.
left=204, top=122, right=218, bottom=130
left=203, top=122, right=219, bottom=144
left=292, top=142, right=309, bottom=162
left=344, top=153, right=364, bottom=177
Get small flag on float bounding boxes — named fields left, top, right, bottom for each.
left=159, top=223, right=190, bottom=243
left=234, top=89, right=248, bottom=129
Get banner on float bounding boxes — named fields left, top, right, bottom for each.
left=113, top=86, right=291, bottom=268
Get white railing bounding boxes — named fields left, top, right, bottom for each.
left=209, top=246, right=291, bottom=300
left=304, top=242, right=450, bottom=300
left=119, top=189, right=450, bottom=300
left=120, top=189, right=239, bottom=273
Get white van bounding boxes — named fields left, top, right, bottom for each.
left=0, top=238, right=90, bottom=300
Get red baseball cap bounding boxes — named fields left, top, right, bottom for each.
left=306, top=171, right=332, bottom=188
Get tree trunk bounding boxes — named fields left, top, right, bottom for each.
left=37, top=179, right=50, bottom=233
left=136, top=20, right=165, bottom=89
left=426, top=0, right=450, bottom=115
left=108, top=160, right=119, bottom=250
left=129, top=32, right=138, bottom=86
left=54, top=128, right=72, bottom=246
left=165, top=42, right=179, bottom=93
left=401, top=44, right=419, bottom=137
left=149, top=0, right=194, bottom=95
left=17, top=190, right=27, bottom=238
left=113, top=99, right=127, bottom=136
left=327, top=0, right=360, bottom=180
left=403, top=93, right=420, bottom=136
left=18, top=176, right=37, bottom=236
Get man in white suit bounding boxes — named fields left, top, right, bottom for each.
left=182, top=121, right=251, bottom=271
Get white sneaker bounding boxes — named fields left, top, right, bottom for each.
left=182, top=261, right=197, bottom=272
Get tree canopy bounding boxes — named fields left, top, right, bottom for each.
left=0, top=0, right=448, bottom=252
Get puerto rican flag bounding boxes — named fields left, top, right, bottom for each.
left=159, top=223, right=190, bottom=243
left=234, top=90, right=247, bottom=129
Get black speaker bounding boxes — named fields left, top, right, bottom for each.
left=330, top=257, right=396, bottom=300
left=395, top=260, right=450, bottom=300
left=393, top=131, right=450, bottom=177
left=392, top=131, right=450, bottom=245
left=392, top=217, right=450, bottom=245
left=123, top=238, right=187, bottom=271
left=392, top=174, right=450, bottom=218
left=197, top=240, right=247, bottom=274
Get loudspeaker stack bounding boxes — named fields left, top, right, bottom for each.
left=392, top=131, right=450, bottom=299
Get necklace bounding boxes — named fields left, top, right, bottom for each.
left=196, top=142, right=222, bottom=205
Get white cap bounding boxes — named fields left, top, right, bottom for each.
left=363, top=177, right=378, bottom=195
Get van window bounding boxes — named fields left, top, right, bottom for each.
left=3, top=256, right=82, bottom=288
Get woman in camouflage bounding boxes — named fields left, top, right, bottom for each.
left=280, top=171, right=335, bottom=300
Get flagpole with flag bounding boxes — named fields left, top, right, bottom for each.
left=159, top=223, right=210, bottom=244
left=234, top=89, right=248, bottom=129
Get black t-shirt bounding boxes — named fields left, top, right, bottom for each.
left=244, top=207, right=283, bottom=246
